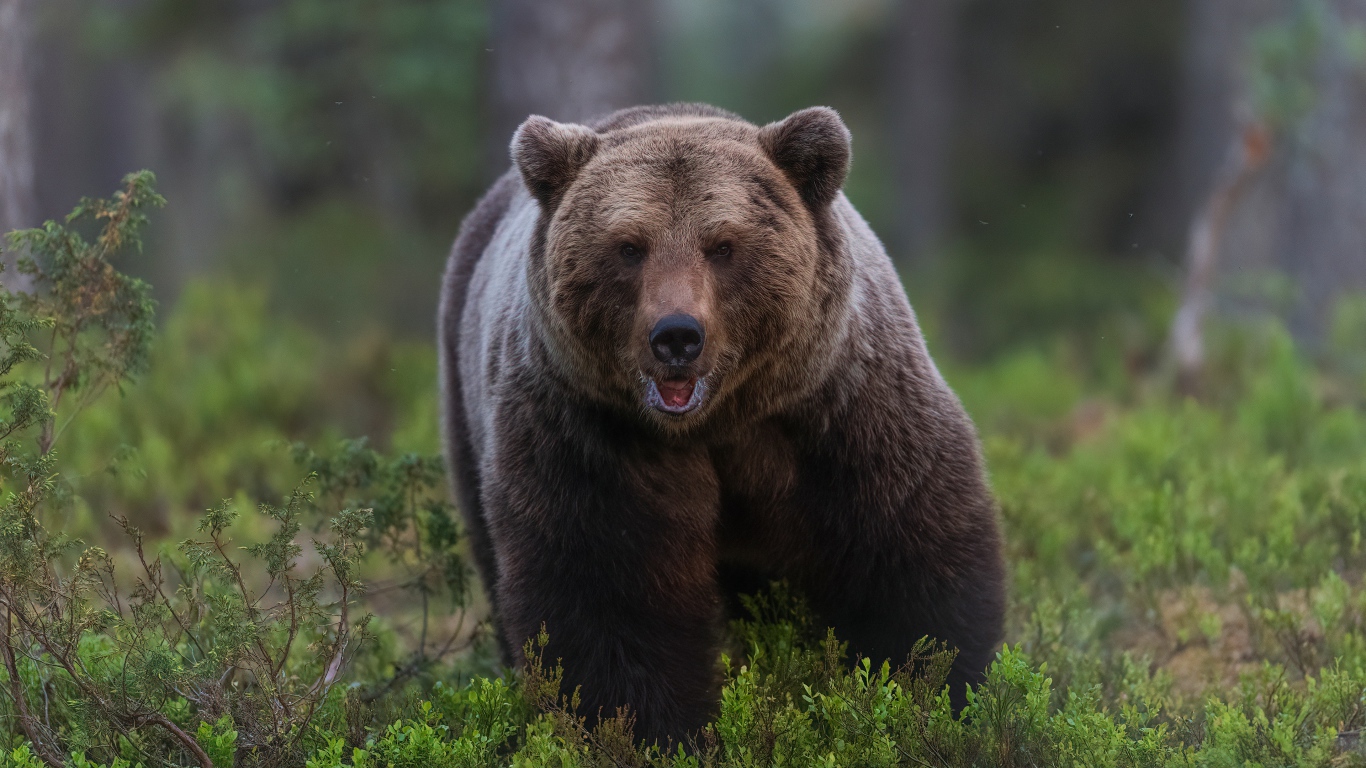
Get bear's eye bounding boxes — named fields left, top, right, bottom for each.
left=712, top=243, right=733, bottom=260
left=620, top=243, right=643, bottom=263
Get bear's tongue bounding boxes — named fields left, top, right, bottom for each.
left=657, top=378, right=695, bottom=408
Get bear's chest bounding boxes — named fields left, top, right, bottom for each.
left=708, top=423, right=806, bottom=570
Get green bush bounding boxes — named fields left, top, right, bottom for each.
left=0, top=175, right=467, bottom=768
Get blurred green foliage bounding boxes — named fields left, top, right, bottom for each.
left=52, top=0, right=486, bottom=334
left=56, top=279, right=441, bottom=540
left=37, top=0, right=1189, bottom=347
left=1248, top=0, right=1366, bottom=136
left=86, top=0, right=486, bottom=219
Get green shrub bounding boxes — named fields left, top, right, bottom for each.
left=0, top=175, right=464, bottom=768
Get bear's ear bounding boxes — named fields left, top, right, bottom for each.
left=511, top=116, right=601, bottom=210
left=757, top=107, right=851, bottom=210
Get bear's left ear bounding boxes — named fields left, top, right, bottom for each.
left=757, top=107, right=851, bottom=210
left=511, top=115, right=602, bottom=211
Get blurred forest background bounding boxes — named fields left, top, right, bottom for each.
left=2, top=0, right=1362, bottom=356
left=2, top=1, right=1366, bottom=764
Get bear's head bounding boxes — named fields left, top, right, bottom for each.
left=513, top=105, right=853, bottom=433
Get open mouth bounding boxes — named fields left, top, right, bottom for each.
left=645, top=376, right=706, bottom=415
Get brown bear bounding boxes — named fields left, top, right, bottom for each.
left=439, top=103, right=1005, bottom=745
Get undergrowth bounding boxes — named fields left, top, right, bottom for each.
left=1, top=175, right=1365, bottom=766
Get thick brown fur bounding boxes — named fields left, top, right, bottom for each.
left=438, top=103, right=1006, bottom=745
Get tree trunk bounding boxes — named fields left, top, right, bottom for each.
left=886, top=0, right=960, bottom=264
left=487, top=0, right=657, bottom=172
left=0, top=0, right=37, bottom=240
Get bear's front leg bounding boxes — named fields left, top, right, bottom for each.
left=796, top=465, right=1006, bottom=710
left=482, top=402, right=722, bottom=746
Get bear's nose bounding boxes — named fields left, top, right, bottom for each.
left=650, top=314, right=705, bottom=365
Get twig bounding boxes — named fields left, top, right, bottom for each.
left=0, top=607, right=64, bottom=768
left=137, top=711, right=214, bottom=768
left=115, top=514, right=207, bottom=659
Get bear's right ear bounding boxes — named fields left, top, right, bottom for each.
left=757, top=107, right=851, bottom=210
left=511, top=116, right=601, bottom=211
